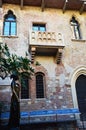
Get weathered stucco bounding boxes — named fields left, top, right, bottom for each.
left=0, top=4, right=86, bottom=125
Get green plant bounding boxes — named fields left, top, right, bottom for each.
left=0, top=43, right=34, bottom=79
left=0, top=43, right=37, bottom=128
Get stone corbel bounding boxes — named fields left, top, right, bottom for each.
left=56, top=48, right=63, bottom=64
left=31, top=47, right=36, bottom=63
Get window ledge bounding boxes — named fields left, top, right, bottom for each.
left=35, top=98, right=46, bottom=101
left=20, top=99, right=31, bottom=101
left=0, top=35, right=18, bottom=38
left=71, top=39, right=86, bottom=42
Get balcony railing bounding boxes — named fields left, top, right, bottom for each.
left=30, top=31, right=64, bottom=47
left=30, top=31, right=65, bottom=64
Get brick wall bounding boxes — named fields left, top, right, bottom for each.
left=0, top=5, right=86, bottom=125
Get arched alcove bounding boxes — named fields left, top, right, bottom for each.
left=76, top=74, right=86, bottom=120
left=71, top=66, right=86, bottom=120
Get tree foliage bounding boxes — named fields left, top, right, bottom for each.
left=0, top=43, right=34, bottom=79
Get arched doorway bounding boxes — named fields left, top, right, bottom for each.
left=75, top=74, right=86, bottom=121
left=71, top=66, right=86, bottom=121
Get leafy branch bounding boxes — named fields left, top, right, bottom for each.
left=0, top=43, right=34, bottom=79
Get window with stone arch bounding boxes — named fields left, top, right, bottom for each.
left=36, top=72, right=45, bottom=98
left=20, top=72, right=29, bottom=99
left=70, top=16, right=81, bottom=39
left=3, top=10, right=17, bottom=36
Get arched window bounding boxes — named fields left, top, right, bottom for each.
left=36, top=72, right=45, bottom=98
left=3, top=10, right=17, bottom=36
left=21, top=73, right=29, bottom=99
left=70, top=16, right=81, bottom=39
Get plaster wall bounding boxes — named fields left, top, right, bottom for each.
left=0, top=5, right=86, bottom=115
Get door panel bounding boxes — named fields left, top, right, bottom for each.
left=76, top=75, right=86, bottom=120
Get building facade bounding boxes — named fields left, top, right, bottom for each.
left=0, top=0, right=86, bottom=129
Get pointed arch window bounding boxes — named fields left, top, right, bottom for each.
left=70, top=16, right=81, bottom=39
left=3, top=10, right=17, bottom=36
left=36, top=72, right=45, bottom=98
left=21, top=73, right=29, bottom=99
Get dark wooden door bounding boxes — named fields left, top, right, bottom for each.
left=76, top=74, right=86, bottom=120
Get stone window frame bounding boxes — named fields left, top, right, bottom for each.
left=32, top=23, right=46, bottom=32
left=35, top=72, right=45, bottom=98
left=30, top=66, right=48, bottom=100
left=70, top=16, right=82, bottom=40
left=3, top=10, right=17, bottom=36
left=20, top=73, right=29, bottom=99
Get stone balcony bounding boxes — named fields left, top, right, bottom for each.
left=30, top=31, right=64, bottom=47
left=29, top=31, right=65, bottom=64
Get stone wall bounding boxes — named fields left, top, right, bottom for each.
left=0, top=4, right=86, bottom=125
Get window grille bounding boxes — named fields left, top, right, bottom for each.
left=36, top=73, right=44, bottom=98
left=21, top=75, right=29, bottom=99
